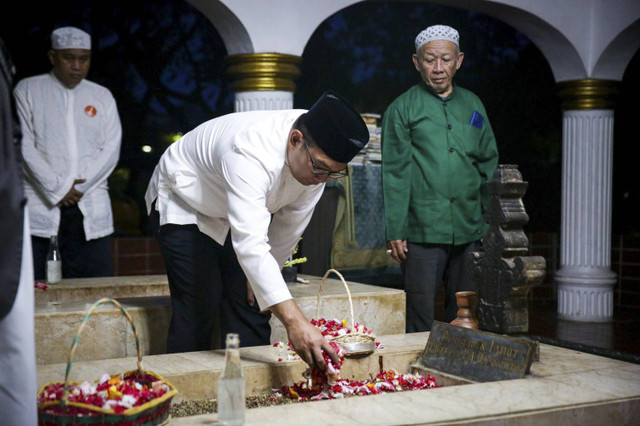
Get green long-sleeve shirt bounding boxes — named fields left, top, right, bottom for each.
left=381, top=82, right=499, bottom=245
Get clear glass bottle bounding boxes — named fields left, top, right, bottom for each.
left=217, top=333, right=245, bottom=425
left=46, top=235, right=62, bottom=284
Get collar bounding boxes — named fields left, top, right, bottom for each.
left=420, top=81, right=457, bottom=101
left=48, top=70, right=82, bottom=90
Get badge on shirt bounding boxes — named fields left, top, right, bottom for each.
left=470, top=111, right=484, bottom=129
left=85, top=105, right=97, bottom=117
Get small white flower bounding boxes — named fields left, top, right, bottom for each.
left=120, top=394, right=137, bottom=408
left=79, top=381, right=95, bottom=395
left=98, top=374, right=111, bottom=385
left=102, top=400, right=118, bottom=410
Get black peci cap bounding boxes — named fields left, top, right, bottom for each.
left=302, top=91, right=369, bottom=163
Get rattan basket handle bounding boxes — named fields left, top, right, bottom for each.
left=315, top=269, right=355, bottom=328
left=61, top=298, right=143, bottom=405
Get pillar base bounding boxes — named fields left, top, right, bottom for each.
left=556, top=267, right=616, bottom=322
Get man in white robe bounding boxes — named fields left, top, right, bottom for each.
left=14, top=26, right=121, bottom=280
left=145, top=92, right=369, bottom=368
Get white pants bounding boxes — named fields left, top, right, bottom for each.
left=0, top=210, right=37, bottom=425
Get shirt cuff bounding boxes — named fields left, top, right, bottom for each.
left=256, top=287, right=293, bottom=311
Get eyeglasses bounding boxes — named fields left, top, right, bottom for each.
left=303, top=141, right=348, bottom=179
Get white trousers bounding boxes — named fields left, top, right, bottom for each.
left=0, top=210, right=37, bottom=425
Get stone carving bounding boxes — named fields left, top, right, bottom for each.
left=469, top=165, right=546, bottom=334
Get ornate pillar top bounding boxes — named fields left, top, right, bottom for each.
left=225, top=53, right=302, bottom=93
left=557, top=79, right=619, bottom=110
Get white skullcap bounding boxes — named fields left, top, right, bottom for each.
left=415, top=25, right=459, bottom=51
left=51, top=26, right=91, bottom=50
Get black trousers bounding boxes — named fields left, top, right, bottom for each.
left=32, top=205, right=113, bottom=280
left=402, top=241, right=478, bottom=332
left=152, top=210, right=271, bottom=352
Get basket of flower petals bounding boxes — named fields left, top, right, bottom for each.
left=315, top=269, right=377, bottom=356
left=37, top=298, right=178, bottom=426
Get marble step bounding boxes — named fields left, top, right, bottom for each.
left=35, top=274, right=405, bottom=365
left=36, top=332, right=433, bottom=402
left=35, top=275, right=170, bottom=304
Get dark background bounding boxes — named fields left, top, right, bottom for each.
left=2, top=0, right=638, bottom=235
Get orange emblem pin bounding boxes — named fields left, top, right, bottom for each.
left=84, top=105, right=97, bottom=117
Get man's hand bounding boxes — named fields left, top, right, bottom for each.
left=387, top=239, right=408, bottom=263
left=270, top=299, right=339, bottom=370
left=59, top=179, right=86, bottom=207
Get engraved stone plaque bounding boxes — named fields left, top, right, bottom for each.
left=418, top=321, right=535, bottom=382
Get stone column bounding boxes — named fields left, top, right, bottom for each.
left=555, top=79, right=619, bottom=322
left=225, top=53, right=301, bottom=112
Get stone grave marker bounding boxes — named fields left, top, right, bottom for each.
left=415, top=321, right=535, bottom=382
left=469, top=164, right=546, bottom=334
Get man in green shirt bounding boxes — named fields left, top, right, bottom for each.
left=381, top=25, right=499, bottom=332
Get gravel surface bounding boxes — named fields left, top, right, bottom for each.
left=170, top=394, right=299, bottom=418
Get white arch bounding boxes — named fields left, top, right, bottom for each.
left=186, top=0, right=253, bottom=53
left=593, top=18, right=640, bottom=79
left=188, top=0, right=364, bottom=55
left=188, top=0, right=640, bottom=82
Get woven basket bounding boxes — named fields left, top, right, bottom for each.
left=316, top=269, right=376, bottom=355
left=37, top=298, right=178, bottom=425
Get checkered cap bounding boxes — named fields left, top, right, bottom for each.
left=415, top=25, right=459, bottom=50
left=51, top=27, right=91, bottom=50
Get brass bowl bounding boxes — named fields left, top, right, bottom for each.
left=339, top=340, right=376, bottom=357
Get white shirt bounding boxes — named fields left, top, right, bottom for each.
left=145, top=110, right=325, bottom=310
left=14, top=72, right=121, bottom=240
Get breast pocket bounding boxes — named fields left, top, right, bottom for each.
left=459, top=124, right=484, bottom=160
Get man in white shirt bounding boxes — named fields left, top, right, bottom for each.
left=14, top=27, right=121, bottom=280
left=146, top=91, right=369, bottom=369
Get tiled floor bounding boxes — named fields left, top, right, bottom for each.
left=525, top=300, right=640, bottom=362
